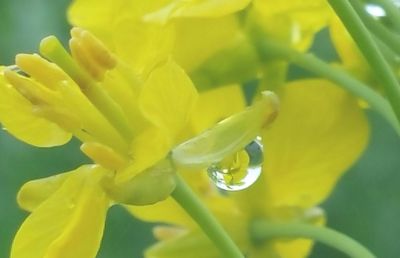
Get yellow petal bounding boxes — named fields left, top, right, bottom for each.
left=67, top=0, right=122, bottom=46
left=113, top=19, right=175, bottom=76
left=68, top=0, right=172, bottom=50
left=125, top=197, right=194, bottom=228
left=0, top=71, right=71, bottom=147
left=116, top=127, right=171, bottom=184
left=263, top=79, right=369, bottom=208
left=173, top=16, right=240, bottom=72
left=139, top=59, right=198, bottom=142
left=11, top=165, right=110, bottom=258
left=145, top=0, right=251, bottom=22
left=144, top=209, right=249, bottom=258
left=253, top=0, right=331, bottom=51
left=271, top=209, right=325, bottom=258
left=17, top=172, right=72, bottom=212
left=105, top=159, right=176, bottom=205
left=329, top=16, right=375, bottom=84
left=191, top=84, right=246, bottom=134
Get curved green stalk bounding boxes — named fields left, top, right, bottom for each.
left=328, top=0, right=400, bottom=127
left=248, top=29, right=400, bottom=135
left=171, top=174, right=244, bottom=258
left=251, top=221, right=376, bottom=258
left=349, top=0, right=400, bottom=55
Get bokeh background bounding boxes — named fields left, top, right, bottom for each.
left=0, top=1, right=400, bottom=257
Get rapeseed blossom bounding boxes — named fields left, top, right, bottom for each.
left=0, top=0, right=387, bottom=257
left=0, top=27, right=196, bottom=257
left=0, top=25, right=278, bottom=257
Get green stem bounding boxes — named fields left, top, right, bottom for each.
left=372, top=0, right=400, bottom=32
left=249, top=29, right=400, bottom=134
left=374, top=36, right=400, bottom=66
left=251, top=221, right=376, bottom=258
left=171, top=174, right=244, bottom=258
left=350, top=0, right=400, bottom=55
left=328, top=0, right=400, bottom=126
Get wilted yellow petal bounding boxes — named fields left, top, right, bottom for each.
left=263, top=79, right=369, bottom=208
left=11, top=165, right=110, bottom=258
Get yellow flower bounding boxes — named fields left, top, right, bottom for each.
left=2, top=25, right=279, bottom=257
left=0, top=28, right=198, bottom=258
left=1, top=27, right=197, bottom=183
left=128, top=79, right=369, bottom=258
left=67, top=0, right=333, bottom=86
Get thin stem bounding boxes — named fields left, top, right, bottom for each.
left=351, top=0, right=400, bottom=55
left=328, top=0, right=400, bottom=126
left=248, top=28, right=400, bottom=134
left=171, top=174, right=244, bottom=258
left=372, top=0, right=400, bottom=32
left=374, top=35, right=400, bottom=66
left=251, top=221, right=376, bottom=258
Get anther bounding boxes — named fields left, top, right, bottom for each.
left=71, top=28, right=117, bottom=69
left=15, top=54, right=69, bottom=90
left=4, top=69, right=56, bottom=106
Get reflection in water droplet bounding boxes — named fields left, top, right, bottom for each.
left=207, top=137, right=263, bottom=191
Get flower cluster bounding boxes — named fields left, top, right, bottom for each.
left=4, top=0, right=394, bottom=257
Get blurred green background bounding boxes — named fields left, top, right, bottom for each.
left=1, top=1, right=400, bottom=258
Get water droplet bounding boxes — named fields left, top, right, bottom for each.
left=207, top=137, right=263, bottom=191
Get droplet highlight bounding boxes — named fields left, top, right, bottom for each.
left=207, top=137, right=263, bottom=191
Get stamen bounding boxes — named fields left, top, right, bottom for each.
left=39, top=36, right=92, bottom=88
left=4, top=69, right=58, bottom=106
left=7, top=65, right=29, bottom=77
left=71, top=28, right=117, bottom=70
left=70, top=38, right=107, bottom=81
left=15, top=54, right=69, bottom=90
left=32, top=106, right=82, bottom=132
left=40, top=35, right=134, bottom=142
left=81, top=142, right=128, bottom=171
